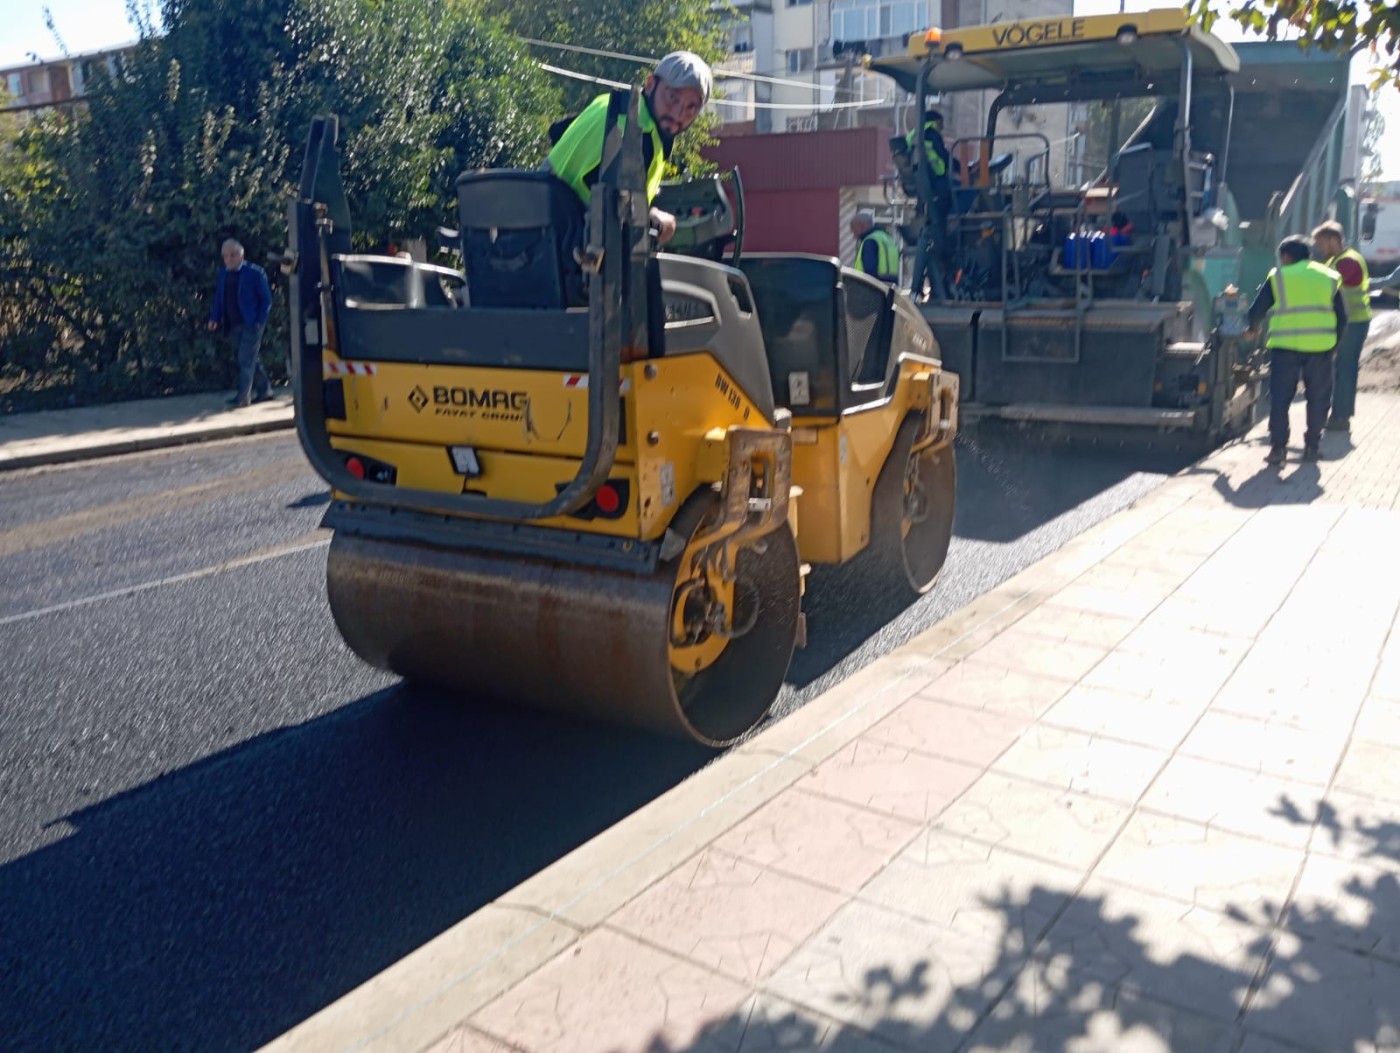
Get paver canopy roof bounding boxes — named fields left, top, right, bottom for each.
left=869, top=8, right=1240, bottom=94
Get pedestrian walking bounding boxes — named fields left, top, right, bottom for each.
left=208, top=238, right=274, bottom=408
left=1247, top=235, right=1346, bottom=465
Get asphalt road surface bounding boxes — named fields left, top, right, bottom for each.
left=0, top=428, right=1191, bottom=1052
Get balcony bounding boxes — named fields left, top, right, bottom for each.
left=717, top=50, right=757, bottom=76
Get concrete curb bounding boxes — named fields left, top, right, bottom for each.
left=0, top=411, right=296, bottom=472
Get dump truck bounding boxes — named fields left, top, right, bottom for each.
left=283, top=98, right=958, bottom=746
left=871, top=8, right=1357, bottom=445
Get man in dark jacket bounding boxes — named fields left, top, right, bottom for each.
left=208, top=238, right=274, bottom=407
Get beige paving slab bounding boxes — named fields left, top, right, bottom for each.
left=1334, top=739, right=1400, bottom=804
left=1042, top=582, right=1168, bottom=621
left=763, top=899, right=1021, bottom=1051
left=1040, top=685, right=1204, bottom=748
left=1178, top=710, right=1348, bottom=785
left=916, top=660, right=1075, bottom=720
left=1037, top=882, right=1275, bottom=1024
left=1354, top=697, right=1400, bottom=749
left=710, top=787, right=921, bottom=895
left=608, top=847, right=848, bottom=984
left=1309, top=787, right=1400, bottom=875
left=421, top=1025, right=520, bottom=1053
left=470, top=928, right=749, bottom=1053
left=1078, top=647, right=1239, bottom=705
left=965, top=967, right=1237, bottom=1053
left=798, top=737, right=983, bottom=824
left=933, top=771, right=1131, bottom=870
left=1210, top=679, right=1366, bottom=733
left=963, top=629, right=1113, bottom=684
left=991, top=725, right=1169, bottom=803
left=1139, top=755, right=1323, bottom=850
left=1286, top=851, right=1400, bottom=963
left=1375, top=657, right=1400, bottom=702
left=1113, top=623, right=1253, bottom=663
left=859, top=831, right=1083, bottom=950
left=1007, top=605, right=1138, bottom=649
left=736, top=652, right=947, bottom=766
left=864, top=695, right=1031, bottom=767
left=718, top=993, right=897, bottom=1052
left=1244, top=932, right=1400, bottom=1053
left=1092, top=811, right=1305, bottom=921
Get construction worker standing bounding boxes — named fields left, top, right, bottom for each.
left=1247, top=235, right=1347, bottom=465
left=544, top=51, right=712, bottom=246
left=905, top=109, right=953, bottom=302
left=1311, top=220, right=1371, bottom=433
left=850, top=211, right=899, bottom=284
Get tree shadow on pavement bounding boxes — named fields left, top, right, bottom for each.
left=619, top=794, right=1400, bottom=1053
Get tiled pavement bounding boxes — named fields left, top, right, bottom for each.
left=268, top=391, right=1400, bottom=1053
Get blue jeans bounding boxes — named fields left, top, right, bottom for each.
left=230, top=322, right=271, bottom=403
left=1330, top=320, right=1369, bottom=421
left=1269, top=347, right=1334, bottom=448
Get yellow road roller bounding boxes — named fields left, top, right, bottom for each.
left=285, top=100, right=959, bottom=746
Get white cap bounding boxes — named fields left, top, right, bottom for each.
left=654, top=51, right=713, bottom=105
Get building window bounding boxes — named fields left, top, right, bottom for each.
left=786, top=47, right=815, bottom=74
left=6, top=72, right=23, bottom=99
left=831, top=0, right=925, bottom=43
left=787, top=0, right=813, bottom=6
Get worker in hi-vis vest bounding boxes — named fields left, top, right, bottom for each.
left=905, top=109, right=953, bottom=302
left=543, top=51, right=711, bottom=247
left=1247, top=235, right=1347, bottom=465
left=850, top=210, right=899, bottom=284
left=1310, top=220, right=1371, bottom=434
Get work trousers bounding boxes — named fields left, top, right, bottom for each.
left=1330, top=320, right=1370, bottom=422
left=910, top=200, right=950, bottom=301
left=1269, top=347, right=1334, bottom=449
left=231, top=322, right=272, bottom=404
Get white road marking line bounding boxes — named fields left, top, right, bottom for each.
left=0, top=536, right=330, bottom=628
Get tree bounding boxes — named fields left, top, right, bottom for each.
left=0, top=0, right=556, bottom=409
left=1187, top=0, right=1400, bottom=85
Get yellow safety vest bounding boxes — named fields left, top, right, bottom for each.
left=855, top=228, right=899, bottom=281
left=1326, top=246, right=1373, bottom=323
left=1266, top=260, right=1341, bottom=353
left=546, top=92, right=667, bottom=205
left=904, top=122, right=948, bottom=177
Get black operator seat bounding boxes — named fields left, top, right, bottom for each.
left=455, top=170, right=585, bottom=309
left=738, top=255, right=844, bottom=415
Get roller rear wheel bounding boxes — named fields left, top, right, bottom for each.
left=863, top=414, right=957, bottom=597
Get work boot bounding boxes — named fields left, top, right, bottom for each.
left=252, top=391, right=275, bottom=405
left=1264, top=445, right=1286, bottom=466
left=1303, top=443, right=1321, bottom=462
left=1326, top=415, right=1350, bottom=433
left=227, top=395, right=251, bottom=408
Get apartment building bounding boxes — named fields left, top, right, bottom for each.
left=710, top=0, right=1079, bottom=263
left=0, top=44, right=135, bottom=116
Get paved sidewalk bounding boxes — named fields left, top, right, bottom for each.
left=0, top=388, right=294, bottom=471
left=266, top=390, right=1400, bottom=1053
